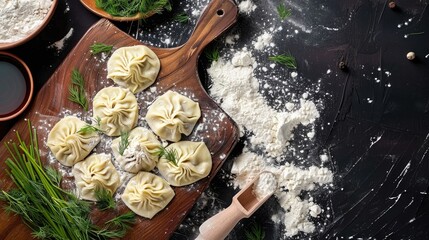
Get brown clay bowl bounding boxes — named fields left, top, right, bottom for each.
left=80, top=0, right=156, bottom=21
left=0, top=52, right=34, bottom=121
left=0, top=0, right=58, bottom=50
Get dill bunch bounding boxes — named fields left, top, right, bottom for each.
left=95, top=0, right=172, bottom=18
left=0, top=121, right=135, bottom=240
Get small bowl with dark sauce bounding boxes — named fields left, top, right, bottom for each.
left=0, top=52, right=34, bottom=121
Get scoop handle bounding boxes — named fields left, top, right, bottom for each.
left=196, top=202, right=246, bottom=240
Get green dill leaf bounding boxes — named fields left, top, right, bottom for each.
left=156, top=146, right=178, bottom=166
left=68, top=69, right=88, bottom=111
left=77, top=125, right=103, bottom=134
left=95, top=187, right=115, bottom=211
left=96, top=0, right=172, bottom=18
left=277, top=3, right=291, bottom=21
left=269, top=53, right=297, bottom=69
left=174, top=12, right=189, bottom=23
left=45, top=166, right=62, bottom=186
left=118, top=131, right=130, bottom=156
left=95, top=212, right=136, bottom=238
left=77, top=117, right=104, bottom=134
left=90, top=42, right=113, bottom=54
left=204, top=45, right=220, bottom=62
left=105, top=211, right=136, bottom=228
left=245, top=222, right=265, bottom=240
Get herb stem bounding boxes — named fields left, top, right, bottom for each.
left=269, top=53, right=297, bottom=69
left=277, top=3, right=291, bottom=21
left=68, top=69, right=88, bottom=111
left=90, top=43, right=113, bottom=54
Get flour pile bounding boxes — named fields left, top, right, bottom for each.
left=208, top=34, right=333, bottom=237
left=0, top=0, right=53, bottom=43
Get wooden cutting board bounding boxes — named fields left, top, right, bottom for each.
left=0, top=0, right=239, bottom=239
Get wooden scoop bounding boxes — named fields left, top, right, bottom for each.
left=196, top=172, right=276, bottom=240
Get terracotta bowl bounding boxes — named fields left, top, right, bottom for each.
left=0, top=0, right=58, bottom=50
left=0, top=52, right=34, bottom=121
left=80, top=0, right=155, bottom=21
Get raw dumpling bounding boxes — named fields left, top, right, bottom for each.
left=47, top=116, right=100, bottom=167
left=93, top=86, right=138, bottom=136
left=72, top=153, right=120, bottom=201
left=157, top=141, right=212, bottom=186
left=111, top=127, right=162, bottom=173
left=145, top=91, right=201, bottom=142
left=122, top=171, right=175, bottom=219
left=107, top=45, right=160, bottom=93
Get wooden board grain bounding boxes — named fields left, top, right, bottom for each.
left=0, top=0, right=239, bottom=239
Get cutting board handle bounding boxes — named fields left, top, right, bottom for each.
left=183, top=0, right=238, bottom=57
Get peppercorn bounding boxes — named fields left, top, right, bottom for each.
left=388, top=1, right=396, bottom=9
left=338, top=61, right=347, bottom=70
left=406, top=52, right=415, bottom=60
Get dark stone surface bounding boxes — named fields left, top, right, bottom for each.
left=1, top=0, right=429, bottom=239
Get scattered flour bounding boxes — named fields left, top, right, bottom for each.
left=238, top=0, right=257, bottom=14
left=208, top=48, right=333, bottom=237
left=49, top=28, right=74, bottom=52
left=252, top=172, right=277, bottom=200
left=231, top=150, right=333, bottom=237
left=0, top=0, right=53, bottom=43
left=252, top=32, right=273, bottom=51
left=225, top=34, right=240, bottom=45
left=320, top=154, right=329, bottom=162
left=208, top=50, right=320, bottom=157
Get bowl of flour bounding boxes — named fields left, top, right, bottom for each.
left=0, top=0, right=58, bottom=50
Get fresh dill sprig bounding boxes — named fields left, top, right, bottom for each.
left=78, top=117, right=104, bottom=134
left=277, top=3, right=291, bottom=21
left=90, top=43, right=113, bottom=54
left=106, top=211, right=136, bottom=229
left=204, top=45, right=220, bottom=62
left=0, top=121, right=135, bottom=239
left=95, top=187, right=116, bottom=211
left=118, top=131, right=130, bottom=156
left=68, top=69, right=88, bottom=111
left=269, top=53, right=297, bottom=69
left=156, top=146, right=178, bottom=166
left=95, top=212, right=136, bottom=238
left=245, top=222, right=265, bottom=240
left=174, top=12, right=189, bottom=23
left=95, top=0, right=172, bottom=18
left=45, top=166, right=62, bottom=186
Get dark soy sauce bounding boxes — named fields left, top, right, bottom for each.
left=0, top=60, right=27, bottom=115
